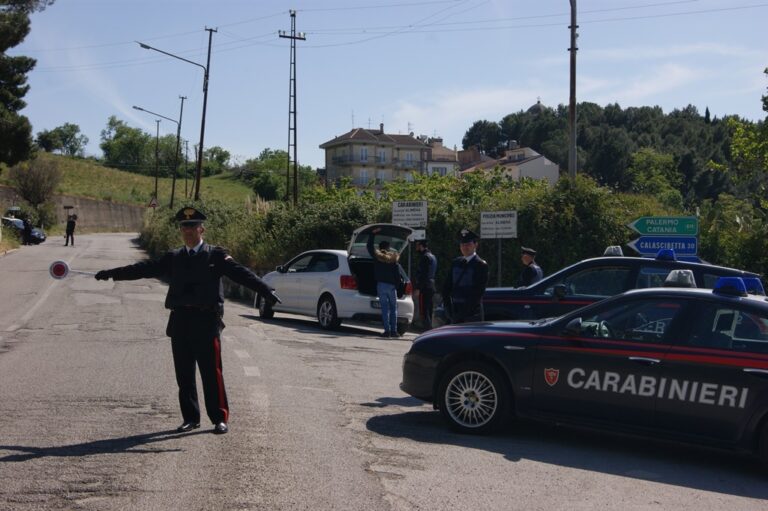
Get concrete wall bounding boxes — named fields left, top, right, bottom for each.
left=0, top=185, right=145, bottom=232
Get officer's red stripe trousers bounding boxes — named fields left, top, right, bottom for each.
left=213, top=336, right=229, bottom=423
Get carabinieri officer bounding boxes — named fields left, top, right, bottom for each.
left=95, top=207, right=280, bottom=435
left=442, top=228, right=489, bottom=324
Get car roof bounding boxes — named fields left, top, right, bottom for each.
left=616, top=286, right=768, bottom=307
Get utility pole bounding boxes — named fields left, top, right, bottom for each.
left=279, top=10, right=305, bottom=206
left=154, top=119, right=160, bottom=199
left=195, top=27, right=217, bottom=201
left=184, top=140, right=189, bottom=199
left=568, top=0, right=578, bottom=178
left=169, top=95, right=186, bottom=209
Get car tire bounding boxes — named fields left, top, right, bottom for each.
left=257, top=294, right=274, bottom=319
left=317, top=294, right=341, bottom=330
left=437, top=361, right=511, bottom=434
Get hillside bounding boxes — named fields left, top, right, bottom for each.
left=0, top=152, right=255, bottom=207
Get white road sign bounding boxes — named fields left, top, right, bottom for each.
left=481, top=211, right=518, bottom=239
left=392, top=200, right=428, bottom=228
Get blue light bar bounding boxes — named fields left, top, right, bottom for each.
left=743, top=277, right=766, bottom=296
left=713, top=277, right=748, bottom=297
left=655, top=248, right=677, bottom=261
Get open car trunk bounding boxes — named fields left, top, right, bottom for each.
left=347, top=223, right=413, bottom=298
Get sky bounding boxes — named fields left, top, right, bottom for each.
left=13, top=0, right=768, bottom=170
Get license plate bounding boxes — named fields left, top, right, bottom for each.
left=371, top=300, right=381, bottom=309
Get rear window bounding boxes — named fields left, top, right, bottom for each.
left=635, top=266, right=672, bottom=289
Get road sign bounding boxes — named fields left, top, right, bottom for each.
left=628, top=216, right=698, bottom=235
left=392, top=200, right=427, bottom=228
left=148, top=196, right=158, bottom=208
left=480, top=211, right=517, bottom=239
left=627, top=236, right=698, bottom=256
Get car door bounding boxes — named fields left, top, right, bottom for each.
left=273, top=253, right=315, bottom=312
left=655, top=299, right=768, bottom=443
left=531, top=296, right=684, bottom=428
left=298, top=252, right=339, bottom=313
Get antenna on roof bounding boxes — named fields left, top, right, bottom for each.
left=407, top=121, right=413, bottom=133
left=367, top=117, right=372, bottom=129
left=351, top=110, right=355, bottom=129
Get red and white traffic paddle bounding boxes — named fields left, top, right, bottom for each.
left=48, top=260, right=96, bottom=279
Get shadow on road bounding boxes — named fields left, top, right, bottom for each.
left=366, top=409, right=768, bottom=498
left=0, top=429, right=205, bottom=462
left=239, top=313, right=393, bottom=339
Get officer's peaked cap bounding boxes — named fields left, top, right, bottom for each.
left=521, top=246, right=537, bottom=256
left=459, top=228, right=479, bottom=243
left=175, top=206, right=207, bottom=225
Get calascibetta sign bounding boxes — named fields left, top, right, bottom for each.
left=627, top=236, right=698, bottom=256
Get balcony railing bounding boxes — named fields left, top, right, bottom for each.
left=331, top=155, right=390, bottom=165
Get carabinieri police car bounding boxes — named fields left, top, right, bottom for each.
left=401, top=275, right=768, bottom=466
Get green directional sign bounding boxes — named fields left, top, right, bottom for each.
left=628, top=216, right=698, bottom=236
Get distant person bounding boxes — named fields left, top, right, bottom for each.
left=517, top=246, right=543, bottom=287
left=22, top=218, right=32, bottom=245
left=65, top=214, right=77, bottom=247
left=413, top=239, right=437, bottom=330
left=94, top=207, right=281, bottom=435
left=366, top=227, right=402, bottom=338
left=442, top=228, right=489, bottom=324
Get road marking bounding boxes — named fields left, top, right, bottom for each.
left=251, top=388, right=270, bottom=411
left=243, top=366, right=261, bottom=377
left=234, top=349, right=250, bottom=359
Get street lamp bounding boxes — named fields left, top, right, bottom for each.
left=137, top=28, right=216, bottom=201
left=133, top=96, right=186, bottom=208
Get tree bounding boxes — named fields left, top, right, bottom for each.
left=236, top=148, right=316, bottom=201
left=462, top=120, right=502, bottom=157
left=9, top=157, right=62, bottom=208
left=35, top=128, right=62, bottom=152
left=99, top=116, right=152, bottom=172
left=54, top=123, right=89, bottom=157
left=0, top=0, right=56, bottom=167
left=202, top=146, right=230, bottom=176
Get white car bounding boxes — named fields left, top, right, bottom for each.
left=254, top=224, right=414, bottom=335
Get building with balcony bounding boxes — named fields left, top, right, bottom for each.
left=319, top=124, right=429, bottom=188
left=423, top=137, right=459, bottom=177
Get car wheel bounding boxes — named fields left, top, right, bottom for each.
left=257, top=294, right=274, bottom=319
left=317, top=294, right=341, bottom=330
left=437, top=361, right=510, bottom=434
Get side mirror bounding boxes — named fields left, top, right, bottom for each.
left=553, top=284, right=567, bottom=300
left=564, top=317, right=582, bottom=336
left=276, top=265, right=285, bottom=273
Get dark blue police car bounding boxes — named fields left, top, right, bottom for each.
left=401, top=276, right=768, bottom=465
left=481, top=250, right=762, bottom=321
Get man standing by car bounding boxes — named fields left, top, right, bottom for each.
left=442, top=228, right=489, bottom=323
left=413, top=239, right=437, bottom=330
left=367, top=227, right=402, bottom=337
left=94, top=207, right=280, bottom=435
left=517, top=246, right=543, bottom=287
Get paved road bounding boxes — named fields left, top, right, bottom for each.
left=0, top=234, right=766, bottom=510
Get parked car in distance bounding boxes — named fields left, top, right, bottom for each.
left=481, top=250, right=763, bottom=321
left=254, top=224, right=414, bottom=335
left=401, top=276, right=768, bottom=467
left=1, top=216, right=46, bottom=244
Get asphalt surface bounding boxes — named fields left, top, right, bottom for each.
left=0, top=234, right=766, bottom=510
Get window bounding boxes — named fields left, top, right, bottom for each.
left=433, top=166, right=448, bottom=176
left=579, top=299, right=684, bottom=343
left=359, top=168, right=369, bottom=185
left=360, top=147, right=368, bottom=162
left=405, top=152, right=414, bottom=163
left=376, top=170, right=386, bottom=184
left=545, top=267, right=632, bottom=297
left=687, top=303, right=768, bottom=353
left=405, top=172, right=413, bottom=182
left=286, top=254, right=314, bottom=273
left=307, top=253, right=339, bottom=273
left=377, top=149, right=386, bottom=163
left=635, top=266, right=673, bottom=289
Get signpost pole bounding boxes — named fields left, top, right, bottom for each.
left=497, top=240, right=502, bottom=286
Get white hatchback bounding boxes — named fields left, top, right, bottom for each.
left=254, top=224, right=414, bottom=335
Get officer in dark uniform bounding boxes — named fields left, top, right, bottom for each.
left=442, top=228, right=489, bottom=324
left=94, top=207, right=280, bottom=435
left=413, top=239, right=437, bottom=330
left=517, top=246, right=543, bottom=287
